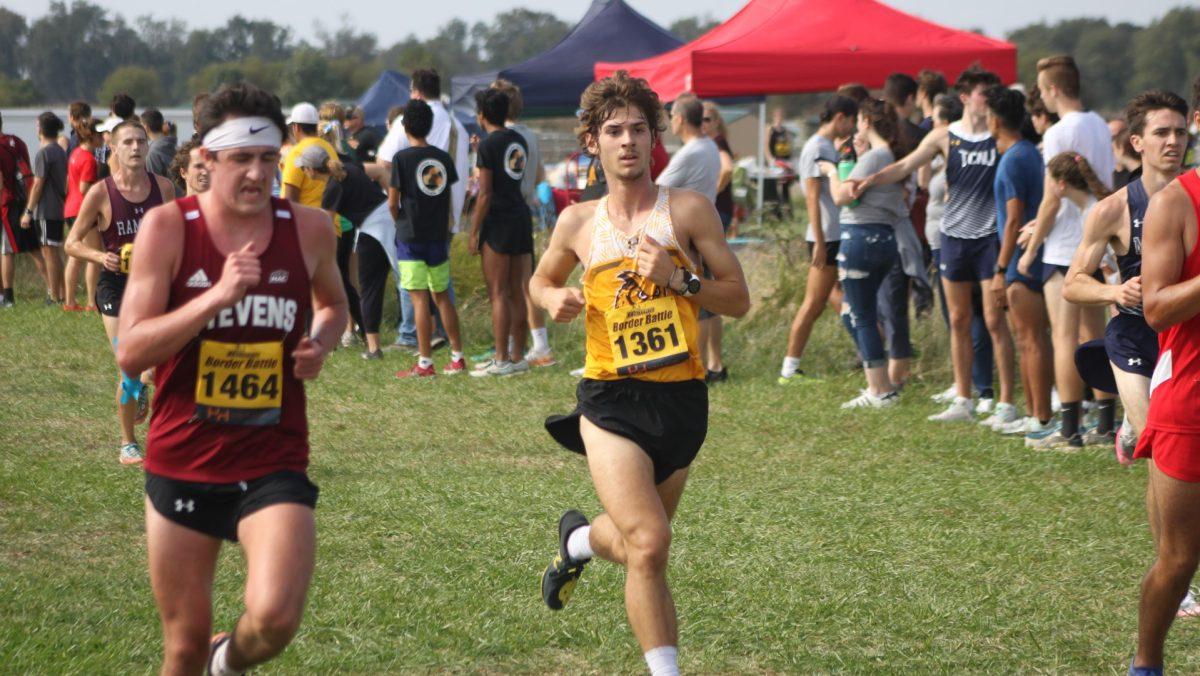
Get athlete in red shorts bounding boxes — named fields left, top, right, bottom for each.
left=1130, top=98, right=1200, bottom=673
left=116, top=83, right=348, bottom=676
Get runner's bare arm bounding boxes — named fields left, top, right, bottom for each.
left=387, top=185, right=401, bottom=222
left=530, top=202, right=588, bottom=322
left=65, top=183, right=115, bottom=269
left=861, top=127, right=946, bottom=190
left=21, top=176, right=44, bottom=228
left=1143, top=183, right=1200, bottom=331
left=116, top=206, right=223, bottom=374
left=1063, top=194, right=1134, bottom=306
left=469, top=167, right=493, bottom=254
left=293, top=205, right=349, bottom=380
left=646, top=189, right=749, bottom=318
left=804, top=176, right=827, bottom=268
left=155, top=175, right=177, bottom=205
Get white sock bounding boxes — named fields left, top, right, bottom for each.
left=418, top=356, right=434, bottom=369
left=566, top=525, right=594, bottom=561
left=451, top=351, right=463, bottom=361
left=781, top=356, right=801, bottom=377
left=531, top=327, right=549, bottom=353
left=644, top=646, right=679, bottom=676
left=210, top=638, right=243, bottom=676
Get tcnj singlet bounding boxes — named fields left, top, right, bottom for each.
left=582, top=188, right=704, bottom=382
left=1115, top=177, right=1149, bottom=316
left=145, top=196, right=313, bottom=483
left=1144, top=170, right=1200, bottom=435
left=941, top=122, right=998, bottom=240
left=102, top=173, right=163, bottom=273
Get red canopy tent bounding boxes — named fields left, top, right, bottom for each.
left=595, top=0, right=1016, bottom=100
left=596, top=0, right=1016, bottom=221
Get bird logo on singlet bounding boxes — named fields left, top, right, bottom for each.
left=503, top=143, right=526, bottom=180
left=612, top=270, right=657, bottom=309
left=416, top=159, right=448, bottom=197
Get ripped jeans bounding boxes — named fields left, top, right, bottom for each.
left=838, top=223, right=899, bottom=368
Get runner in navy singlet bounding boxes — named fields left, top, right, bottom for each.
left=856, top=65, right=1017, bottom=424
left=114, top=83, right=348, bottom=676
left=65, top=119, right=175, bottom=465
left=1063, top=91, right=1189, bottom=464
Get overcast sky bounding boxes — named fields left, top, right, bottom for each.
left=7, top=0, right=1188, bottom=45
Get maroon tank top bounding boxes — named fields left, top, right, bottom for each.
left=145, top=195, right=313, bottom=483
left=100, top=173, right=163, bottom=256
left=1144, top=170, right=1200, bottom=435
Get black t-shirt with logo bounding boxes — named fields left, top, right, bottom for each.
left=391, top=145, right=459, bottom=243
left=476, top=127, right=532, bottom=229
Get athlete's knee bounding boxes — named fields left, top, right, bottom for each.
left=948, top=307, right=973, bottom=332
left=242, top=595, right=304, bottom=647
left=623, top=522, right=672, bottom=573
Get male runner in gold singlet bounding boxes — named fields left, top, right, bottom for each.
left=531, top=71, right=749, bottom=676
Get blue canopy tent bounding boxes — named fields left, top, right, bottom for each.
left=450, top=0, right=682, bottom=119
left=356, top=70, right=411, bottom=128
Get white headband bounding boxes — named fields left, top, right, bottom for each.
left=202, top=116, right=283, bottom=152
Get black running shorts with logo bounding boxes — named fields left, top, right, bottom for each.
left=145, top=470, right=319, bottom=542
left=545, top=378, right=708, bottom=484
left=95, top=270, right=126, bottom=317
left=38, top=219, right=64, bottom=247
left=1106, top=312, right=1158, bottom=378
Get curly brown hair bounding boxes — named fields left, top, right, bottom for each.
left=576, top=70, right=665, bottom=149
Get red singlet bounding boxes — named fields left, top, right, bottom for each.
left=100, top=174, right=163, bottom=255
left=1135, top=170, right=1200, bottom=481
left=145, top=196, right=313, bottom=483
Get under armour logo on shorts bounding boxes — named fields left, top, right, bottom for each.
left=174, top=499, right=195, bottom=513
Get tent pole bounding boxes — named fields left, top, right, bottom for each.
left=757, top=100, right=765, bottom=227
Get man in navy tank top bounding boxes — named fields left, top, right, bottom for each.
left=1126, top=78, right=1200, bottom=676
left=65, top=119, right=176, bottom=465
left=1063, top=91, right=1189, bottom=464
left=856, top=65, right=1018, bottom=426
left=114, top=83, right=348, bottom=676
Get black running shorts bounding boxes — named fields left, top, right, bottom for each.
left=545, top=378, right=708, bottom=484
left=145, top=469, right=319, bottom=542
left=95, top=270, right=126, bottom=317
left=481, top=219, right=534, bottom=256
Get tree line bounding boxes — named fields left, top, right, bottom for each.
left=0, top=2, right=1195, bottom=113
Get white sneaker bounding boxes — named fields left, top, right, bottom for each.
left=997, top=416, right=1045, bottom=435
left=510, top=359, right=531, bottom=374
left=470, top=360, right=523, bottom=377
left=841, top=390, right=898, bottom=409
left=340, top=330, right=357, bottom=348
left=975, top=397, right=995, bottom=415
left=928, top=396, right=974, bottom=422
left=569, top=366, right=585, bottom=378
left=1179, top=589, right=1200, bottom=618
left=931, top=385, right=957, bottom=404
left=980, top=402, right=1018, bottom=430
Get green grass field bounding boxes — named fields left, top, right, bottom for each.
left=0, top=239, right=1195, bottom=674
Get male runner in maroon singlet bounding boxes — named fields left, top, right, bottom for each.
left=66, top=120, right=175, bottom=465
left=1129, top=95, right=1200, bottom=674
left=115, top=83, right=348, bottom=676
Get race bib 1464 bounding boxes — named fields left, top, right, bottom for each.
left=195, top=340, right=283, bottom=426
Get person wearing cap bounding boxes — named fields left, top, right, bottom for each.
left=280, top=102, right=338, bottom=210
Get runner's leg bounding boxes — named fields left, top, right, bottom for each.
left=146, top=497, right=222, bottom=675
left=226, top=503, right=316, bottom=670
left=943, top=278, right=976, bottom=400
left=979, top=275, right=1015, bottom=406
left=783, top=264, right=838, bottom=363
left=507, top=253, right=532, bottom=359
left=1007, top=283, right=1053, bottom=421
left=481, top=244, right=513, bottom=362
left=432, top=289, right=463, bottom=353
left=1136, top=463, right=1200, bottom=668
left=1113, top=368, right=1151, bottom=435
left=411, top=289, right=433, bottom=360
left=580, top=417, right=685, bottom=652
left=102, top=314, right=137, bottom=445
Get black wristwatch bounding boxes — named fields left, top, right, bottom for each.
left=674, top=268, right=701, bottom=297
left=994, top=263, right=1006, bottom=276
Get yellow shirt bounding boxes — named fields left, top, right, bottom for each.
left=280, top=137, right=337, bottom=208
left=582, top=188, right=704, bottom=382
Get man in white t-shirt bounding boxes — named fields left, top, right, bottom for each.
left=368, top=68, right=471, bottom=349
left=1018, top=54, right=1118, bottom=448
